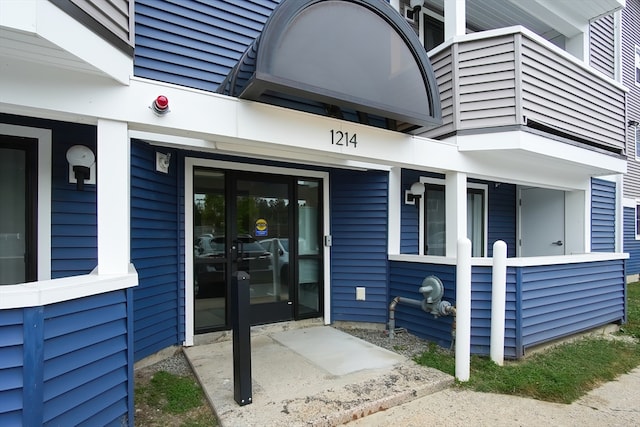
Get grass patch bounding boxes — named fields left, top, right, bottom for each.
left=414, top=282, right=640, bottom=403
left=135, top=368, right=218, bottom=426
left=142, top=371, right=203, bottom=414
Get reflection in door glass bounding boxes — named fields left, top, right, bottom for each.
left=193, top=169, right=226, bottom=332
left=237, top=179, right=290, bottom=307
left=297, top=180, right=321, bottom=315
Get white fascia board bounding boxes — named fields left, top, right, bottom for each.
left=0, top=0, right=131, bottom=84
left=0, top=64, right=624, bottom=188
left=457, top=131, right=627, bottom=175
left=0, top=0, right=37, bottom=32
left=0, top=264, right=138, bottom=309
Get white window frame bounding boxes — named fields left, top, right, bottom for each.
left=0, top=123, right=52, bottom=281
left=635, top=126, right=640, bottom=162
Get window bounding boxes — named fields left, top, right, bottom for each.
left=0, top=135, right=37, bottom=285
left=424, top=184, right=446, bottom=256
left=636, top=203, right=640, bottom=240
left=421, top=180, right=487, bottom=256
left=635, top=45, right=640, bottom=85
left=467, top=188, right=486, bottom=257
left=423, top=13, right=444, bottom=51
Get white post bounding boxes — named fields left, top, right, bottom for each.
left=445, top=0, right=466, bottom=41
left=490, top=240, right=507, bottom=366
left=455, top=237, right=472, bottom=382
left=445, top=172, right=467, bottom=258
left=97, top=119, right=130, bottom=275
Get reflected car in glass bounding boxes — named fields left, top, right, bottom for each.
left=194, top=234, right=272, bottom=298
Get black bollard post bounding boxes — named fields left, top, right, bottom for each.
left=231, top=270, right=252, bottom=406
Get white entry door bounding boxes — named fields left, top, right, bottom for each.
left=520, top=187, right=565, bottom=256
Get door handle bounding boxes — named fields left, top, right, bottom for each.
left=552, top=240, right=563, bottom=246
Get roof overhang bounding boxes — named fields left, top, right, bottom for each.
left=508, top=0, right=625, bottom=37
left=455, top=130, right=626, bottom=188
left=218, top=0, right=441, bottom=133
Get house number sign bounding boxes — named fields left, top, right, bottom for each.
left=330, top=129, right=358, bottom=148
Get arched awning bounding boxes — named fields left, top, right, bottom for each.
left=218, top=0, right=441, bottom=133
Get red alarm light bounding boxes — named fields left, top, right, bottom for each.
left=151, top=95, right=170, bottom=115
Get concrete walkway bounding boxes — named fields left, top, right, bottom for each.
left=184, top=323, right=452, bottom=427
left=348, top=367, right=640, bottom=426
left=184, top=323, right=640, bottom=427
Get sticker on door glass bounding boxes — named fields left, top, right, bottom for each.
left=255, top=218, right=268, bottom=237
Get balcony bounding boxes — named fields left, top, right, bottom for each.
left=0, top=0, right=133, bottom=84
left=423, top=26, right=626, bottom=155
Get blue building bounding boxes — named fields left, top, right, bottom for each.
left=0, top=0, right=631, bottom=425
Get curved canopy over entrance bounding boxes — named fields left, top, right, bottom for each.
left=218, top=0, right=441, bottom=133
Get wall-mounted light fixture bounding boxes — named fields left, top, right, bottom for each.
left=66, top=145, right=96, bottom=191
left=405, top=0, right=424, bottom=21
left=405, top=181, right=425, bottom=205
left=156, top=152, right=171, bottom=174
left=629, top=119, right=640, bottom=128
left=151, top=95, right=170, bottom=116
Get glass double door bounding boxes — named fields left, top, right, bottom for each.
left=193, top=168, right=322, bottom=333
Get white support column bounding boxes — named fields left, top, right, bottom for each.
left=490, top=240, right=507, bottom=366
left=455, top=237, right=471, bottom=382
left=566, top=28, right=588, bottom=62
left=444, top=0, right=466, bottom=41
left=446, top=171, right=467, bottom=257
left=97, top=119, right=130, bottom=275
left=613, top=10, right=623, bottom=83
left=388, top=167, right=401, bottom=255
left=615, top=174, right=624, bottom=253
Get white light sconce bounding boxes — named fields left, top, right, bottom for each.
left=151, top=95, right=170, bottom=116
left=405, top=181, right=425, bottom=205
left=156, top=152, right=171, bottom=174
left=66, top=145, right=96, bottom=191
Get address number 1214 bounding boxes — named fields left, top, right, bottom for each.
left=330, top=130, right=358, bottom=148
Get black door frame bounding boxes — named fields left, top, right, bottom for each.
left=191, top=162, right=325, bottom=335
left=228, top=170, right=296, bottom=326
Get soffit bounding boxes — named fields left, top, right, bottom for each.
left=424, top=0, right=623, bottom=38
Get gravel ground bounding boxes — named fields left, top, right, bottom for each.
left=143, top=348, right=194, bottom=376
left=335, top=326, right=437, bottom=359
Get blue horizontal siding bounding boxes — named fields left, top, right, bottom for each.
left=331, top=169, right=389, bottom=324
left=519, top=260, right=625, bottom=350
left=623, top=206, right=640, bottom=275
left=487, top=183, right=517, bottom=257
left=131, top=140, right=181, bottom=361
left=591, top=178, right=616, bottom=252
left=0, top=291, right=132, bottom=426
left=42, top=292, right=130, bottom=426
left=134, top=0, right=279, bottom=91
left=0, top=309, right=24, bottom=422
